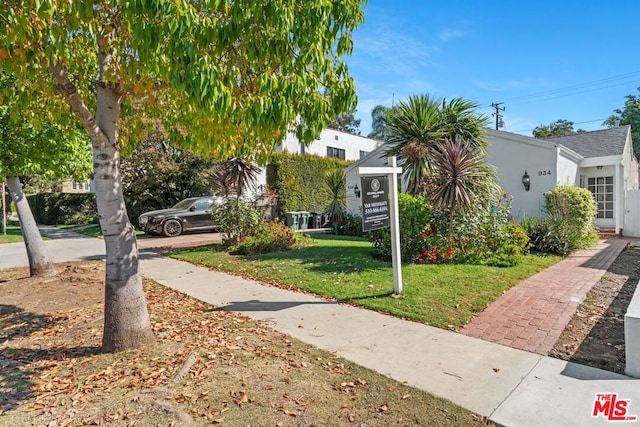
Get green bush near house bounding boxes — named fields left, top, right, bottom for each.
left=368, top=193, right=433, bottom=262
left=27, top=193, right=98, bottom=225
left=212, top=199, right=264, bottom=246
left=445, top=193, right=529, bottom=267
left=521, top=185, right=598, bottom=255
left=267, top=152, right=350, bottom=217
left=369, top=192, right=529, bottom=267
left=339, top=212, right=365, bottom=237
left=229, top=222, right=312, bottom=255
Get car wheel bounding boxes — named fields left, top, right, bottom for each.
left=162, top=219, right=183, bottom=237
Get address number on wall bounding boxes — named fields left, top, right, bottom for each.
left=538, top=170, right=552, bottom=176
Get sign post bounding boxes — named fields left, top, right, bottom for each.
left=357, top=157, right=403, bottom=295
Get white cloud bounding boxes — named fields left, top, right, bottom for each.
left=474, top=81, right=505, bottom=92
left=474, top=77, right=551, bottom=93
left=439, top=28, right=466, bottom=41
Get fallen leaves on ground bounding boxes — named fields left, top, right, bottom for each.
left=0, top=261, right=492, bottom=426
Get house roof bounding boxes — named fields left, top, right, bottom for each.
left=546, top=125, right=630, bottom=158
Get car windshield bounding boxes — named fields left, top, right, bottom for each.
left=171, top=198, right=197, bottom=210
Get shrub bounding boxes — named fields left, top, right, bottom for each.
left=368, top=193, right=433, bottom=261
left=427, top=191, right=528, bottom=267
left=368, top=190, right=528, bottom=266
left=230, top=222, right=312, bottom=255
left=27, top=193, right=97, bottom=225
left=414, top=225, right=456, bottom=264
left=339, top=212, right=364, bottom=237
left=212, top=200, right=264, bottom=246
left=521, top=185, right=598, bottom=256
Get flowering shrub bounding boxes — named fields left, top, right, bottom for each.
left=230, top=222, right=311, bottom=255
left=415, top=226, right=456, bottom=264
left=369, top=191, right=529, bottom=266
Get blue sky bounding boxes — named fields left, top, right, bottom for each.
left=346, top=1, right=640, bottom=136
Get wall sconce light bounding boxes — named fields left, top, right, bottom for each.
left=354, top=184, right=361, bottom=198
left=522, top=171, right=530, bottom=191
left=596, top=165, right=603, bottom=170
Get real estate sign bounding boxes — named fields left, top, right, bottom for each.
left=361, top=175, right=390, bottom=232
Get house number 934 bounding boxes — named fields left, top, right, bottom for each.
left=538, top=170, right=551, bottom=176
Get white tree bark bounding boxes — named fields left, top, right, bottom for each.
left=5, top=176, right=53, bottom=276
left=50, top=60, right=154, bottom=352
left=94, top=84, right=154, bottom=352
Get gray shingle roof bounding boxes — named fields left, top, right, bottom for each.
left=546, top=125, right=630, bottom=158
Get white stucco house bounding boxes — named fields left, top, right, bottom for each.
left=345, top=126, right=640, bottom=235
left=274, top=128, right=380, bottom=161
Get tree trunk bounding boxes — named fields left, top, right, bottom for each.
left=94, top=85, right=155, bottom=353
left=5, top=176, right=53, bottom=276
left=448, top=207, right=455, bottom=249
left=50, top=60, right=155, bottom=352
left=1, top=181, right=7, bottom=235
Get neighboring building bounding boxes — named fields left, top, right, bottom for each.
left=274, top=128, right=379, bottom=161
left=345, top=126, right=640, bottom=235
left=61, top=178, right=93, bottom=193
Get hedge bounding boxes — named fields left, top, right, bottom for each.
left=267, top=152, right=350, bottom=216
left=27, top=193, right=98, bottom=225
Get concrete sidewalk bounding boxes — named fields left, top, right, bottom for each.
left=2, top=231, right=639, bottom=426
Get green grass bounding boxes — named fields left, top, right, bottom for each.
left=0, top=225, right=25, bottom=244
left=169, top=234, right=561, bottom=329
left=70, top=224, right=103, bottom=238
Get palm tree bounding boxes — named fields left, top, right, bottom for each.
left=439, top=97, right=489, bottom=150
left=384, top=94, right=489, bottom=196
left=427, top=137, right=498, bottom=244
left=212, top=157, right=261, bottom=205
left=384, top=94, right=443, bottom=195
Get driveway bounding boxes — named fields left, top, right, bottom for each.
left=136, top=232, right=223, bottom=252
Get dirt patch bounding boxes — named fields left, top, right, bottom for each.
left=1, top=261, right=491, bottom=426
left=550, top=245, right=640, bottom=374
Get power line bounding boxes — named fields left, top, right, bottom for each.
left=494, top=70, right=640, bottom=106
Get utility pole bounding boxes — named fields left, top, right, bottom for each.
left=491, top=102, right=505, bottom=130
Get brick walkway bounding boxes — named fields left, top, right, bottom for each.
left=461, top=237, right=632, bottom=354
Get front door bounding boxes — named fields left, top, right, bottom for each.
left=587, top=176, right=615, bottom=227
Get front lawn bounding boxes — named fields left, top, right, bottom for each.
left=169, top=235, right=561, bottom=329
left=0, top=225, right=24, bottom=244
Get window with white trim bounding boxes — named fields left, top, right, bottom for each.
left=587, top=176, right=614, bottom=219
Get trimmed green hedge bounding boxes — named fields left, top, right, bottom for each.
left=267, top=152, right=350, bottom=216
left=27, top=193, right=98, bottom=225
